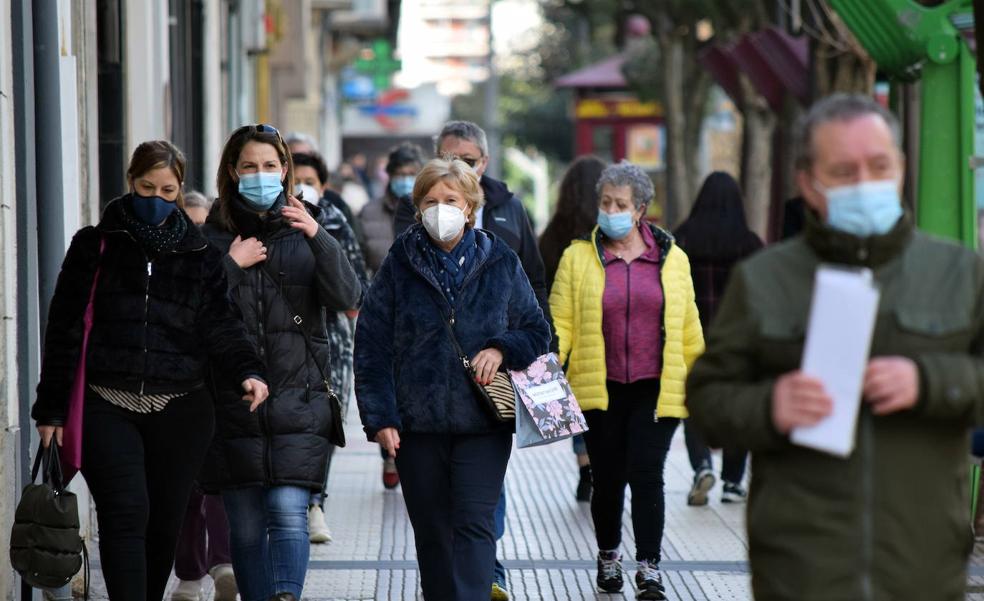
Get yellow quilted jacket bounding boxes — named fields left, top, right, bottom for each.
left=549, top=224, right=704, bottom=417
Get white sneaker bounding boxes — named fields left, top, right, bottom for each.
left=208, top=564, right=238, bottom=601
left=308, top=504, right=333, bottom=543
left=169, top=578, right=204, bottom=601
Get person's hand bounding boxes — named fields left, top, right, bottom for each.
left=242, top=378, right=269, bottom=412
left=281, top=194, right=319, bottom=238
left=471, top=348, right=504, bottom=386
left=376, top=427, right=401, bottom=458
left=229, top=235, right=267, bottom=268
left=771, top=371, right=833, bottom=434
left=863, top=356, right=919, bottom=415
left=37, top=425, right=63, bottom=449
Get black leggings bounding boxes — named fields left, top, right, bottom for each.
left=582, top=379, right=678, bottom=563
left=81, top=389, right=214, bottom=601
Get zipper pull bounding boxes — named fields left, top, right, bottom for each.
left=653, top=408, right=659, bottom=423
left=450, top=309, right=455, bottom=326
left=146, top=262, right=153, bottom=276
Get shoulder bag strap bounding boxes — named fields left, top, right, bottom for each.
left=257, top=265, right=336, bottom=394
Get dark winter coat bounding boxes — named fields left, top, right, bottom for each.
left=355, top=225, right=551, bottom=441
left=201, top=196, right=361, bottom=491
left=32, top=196, right=263, bottom=425
left=393, top=175, right=554, bottom=346
left=359, top=192, right=400, bottom=273
left=688, top=211, right=984, bottom=601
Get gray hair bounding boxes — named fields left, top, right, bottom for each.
left=596, top=161, right=655, bottom=209
left=285, top=131, right=319, bottom=152
left=435, top=121, right=488, bottom=157
left=184, top=191, right=212, bottom=210
left=795, top=93, right=902, bottom=169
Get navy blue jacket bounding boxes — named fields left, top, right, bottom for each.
left=355, top=225, right=550, bottom=440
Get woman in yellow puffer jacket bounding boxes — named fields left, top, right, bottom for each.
left=549, top=161, right=703, bottom=600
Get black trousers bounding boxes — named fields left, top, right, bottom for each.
left=582, top=379, right=678, bottom=563
left=395, top=430, right=512, bottom=601
left=81, top=389, right=214, bottom=601
left=682, top=419, right=748, bottom=484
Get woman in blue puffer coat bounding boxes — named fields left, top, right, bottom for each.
left=355, top=157, right=550, bottom=601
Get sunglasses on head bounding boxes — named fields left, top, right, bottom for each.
left=236, top=123, right=281, bottom=137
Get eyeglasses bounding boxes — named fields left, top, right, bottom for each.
left=450, top=155, right=480, bottom=168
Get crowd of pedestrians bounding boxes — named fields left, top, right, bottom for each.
left=27, top=94, right=984, bottom=601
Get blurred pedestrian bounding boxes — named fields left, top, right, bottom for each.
left=687, top=93, right=984, bottom=601
left=201, top=123, right=361, bottom=601
left=538, top=155, right=607, bottom=502
left=339, top=162, right=371, bottom=215
left=550, top=160, right=703, bottom=600
left=360, top=142, right=426, bottom=276
left=291, top=150, right=368, bottom=544
left=183, top=191, right=213, bottom=226
left=673, top=171, right=764, bottom=506
left=170, top=490, right=237, bottom=601
left=355, top=157, right=550, bottom=601
left=395, top=120, right=554, bottom=600
left=31, top=140, right=267, bottom=601
left=284, top=131, right=318, bottom=156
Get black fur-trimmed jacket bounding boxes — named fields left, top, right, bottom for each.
left=201, top=196, right=362, bottom=491
left=32, top=195, right=264, bottom=425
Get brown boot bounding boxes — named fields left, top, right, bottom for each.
left=269, top=594, right=297, bottom=601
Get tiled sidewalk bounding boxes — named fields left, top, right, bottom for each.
left=81, top=417, right=984, bottom=600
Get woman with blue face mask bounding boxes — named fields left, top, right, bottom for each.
left=31, top=140, right=268, bottom=601
left=199, top=124, right=363, bottom=601
left=549, top=160, right=703, bottom=600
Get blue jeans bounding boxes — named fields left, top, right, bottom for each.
left=494, top=488, right=506, bottom=586
left=222, top=486, right=310, bottom=601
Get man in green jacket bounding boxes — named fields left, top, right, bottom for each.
left=687, top=93, right=984, bottom=601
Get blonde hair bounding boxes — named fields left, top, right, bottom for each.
left=412, top=157, right=485, bottom=228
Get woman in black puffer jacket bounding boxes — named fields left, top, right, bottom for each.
left=201, top=124, right=361, bottom=601
left=31, top=140, right=268, bottom=601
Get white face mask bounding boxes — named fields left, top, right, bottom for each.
left=422, top=203, right=467, bottom=242
left=294, top=183, right=321, bottom=204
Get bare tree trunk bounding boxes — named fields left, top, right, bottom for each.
left=739, top=74, right=776, bottom=239
left=659, top=30, right=690, bottom=229
left=684, top=68, right=713, bottom=204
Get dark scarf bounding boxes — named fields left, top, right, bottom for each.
left=228, top=191, right=288, bottom=239
left=417, top=227, right=478, bottom=305
left=120, top=196, right=188, bottom=255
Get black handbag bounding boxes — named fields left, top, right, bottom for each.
left=10, top=442, right=88, bottom=595
left=436, top=307, right=517, bottom=424
left=260, top=266, right=346, bottom=447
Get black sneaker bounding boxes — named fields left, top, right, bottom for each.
left=596, top=551, right=623, bottom=593
left=722, top=482, right=748, bottom=504
left=634, top=560, right=666, bottom=600
left=576, top=466, right=592, bottom=502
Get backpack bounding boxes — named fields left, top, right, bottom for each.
left=10, top=442, right=87, bottom=593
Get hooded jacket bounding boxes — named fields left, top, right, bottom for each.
left=355, top=225, right=551, bottom=441
left=687, top=212, right=984, bottom=601
left=201, top=195, right=361, bottom=490
left=33, top=196, right=263, bottom=424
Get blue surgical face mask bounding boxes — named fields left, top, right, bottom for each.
left=238, top=171, right=284, bottom=211
left=131, top=193, right=177, bottom=225
left=597, top=209, right=635, bottom=240
left=390, top=175, right=415, bottom=198
left=817, top=179, right=903, bottom=237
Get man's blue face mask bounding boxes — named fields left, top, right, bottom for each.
left=815, top=179, right=903, bottom=238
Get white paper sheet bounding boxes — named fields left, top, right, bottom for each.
left=790, top=266, right=880, bottom=458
